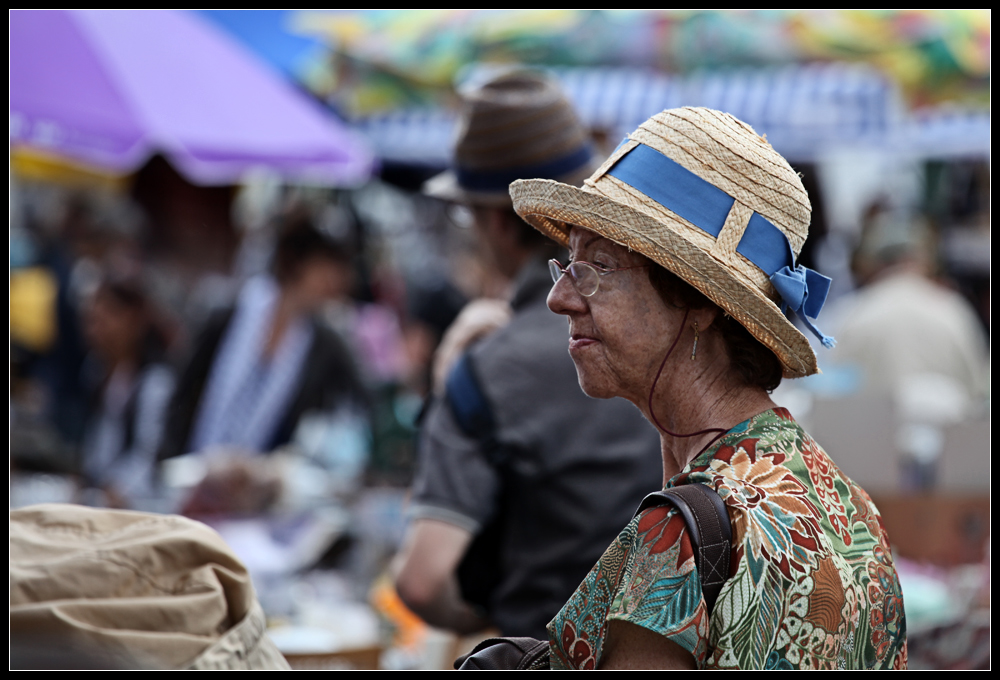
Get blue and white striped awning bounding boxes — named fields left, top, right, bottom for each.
left=352, top=63, right=985, bottom=169
left=551, top=66, right=680, bottom=134
left=553, top=62, right=900, bottom=159
left=354, top=108, right=456, bottom=167
left=890, top=107, right=991, bottom=160
left=667, top=63, right=901, bottom=162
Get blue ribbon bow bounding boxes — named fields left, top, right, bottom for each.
left=607, top=142, right=837, bottom=349
left=770, top=264, right=836, bottom=349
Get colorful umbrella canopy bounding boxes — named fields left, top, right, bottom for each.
left=281, top=10, right=988, bottom=118
left=10, top=10, right=374, bottom=186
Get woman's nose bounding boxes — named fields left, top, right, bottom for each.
left=547, top=271, right=587, bottom=316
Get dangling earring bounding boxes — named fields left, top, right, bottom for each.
left=691, top=321, right=699, bottom=360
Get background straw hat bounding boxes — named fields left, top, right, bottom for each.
left=510, top=107, right=825, bottom=378
left=424, top=70, right=597, bottom=207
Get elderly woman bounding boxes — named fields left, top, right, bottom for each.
left=507, top=108, right=907, bottom=669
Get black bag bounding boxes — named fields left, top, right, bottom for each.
left=454, top=483, right=732, bottom=670
left=455, top=637, right=550, bottom=670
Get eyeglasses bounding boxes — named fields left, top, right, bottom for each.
left=548, top=259, right=649, bottom=297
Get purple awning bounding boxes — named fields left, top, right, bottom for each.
left=10, top=10, right=374, bottom=186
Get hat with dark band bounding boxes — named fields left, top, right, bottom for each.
left=425, top=71, right=597, bottom=207
left=510, top=107, right=835, bottom=379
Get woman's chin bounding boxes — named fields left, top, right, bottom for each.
left=573, top=369, right=619, bottom=400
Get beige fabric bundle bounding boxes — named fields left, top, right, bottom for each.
left=10, top=503, right=289, bottom=670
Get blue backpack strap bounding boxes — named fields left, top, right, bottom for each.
left=442, top=351, right=505, bottom=610
left=444, top=352, right=499, bottom=457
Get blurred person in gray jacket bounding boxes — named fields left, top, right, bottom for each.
left=819, top=211, right=989, bottom=489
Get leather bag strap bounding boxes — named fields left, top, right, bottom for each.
left=633, top=484, right=732, bottom=615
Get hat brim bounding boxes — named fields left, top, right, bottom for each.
left=423, top=171, right=516, bottom=208
left=424, top=157, right=601, bottom=209
left=510, top=177, right=818, bottom=378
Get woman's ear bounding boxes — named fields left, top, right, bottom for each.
left=690, top=306, right=721, bottom=333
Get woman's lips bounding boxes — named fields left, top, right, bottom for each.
left=569, top=334, right=599, bottom=351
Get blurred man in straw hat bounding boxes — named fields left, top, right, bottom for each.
left=393, top=70, right=662, bottom=638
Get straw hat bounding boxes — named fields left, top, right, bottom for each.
left=510, top=107, right=835, bottom=379
left=424, top=71, right=597, bottom=207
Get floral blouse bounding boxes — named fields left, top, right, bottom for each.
left=548, top=408, right=907, bottom=669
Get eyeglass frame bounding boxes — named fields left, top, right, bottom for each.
left=548, top=259, right=650, bottom=297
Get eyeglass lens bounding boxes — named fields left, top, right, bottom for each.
left=548, top=259, right=563, bottom=286
left=549, top=260, right=600, bottom=297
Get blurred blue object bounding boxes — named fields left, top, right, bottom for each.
left=196, top=10, right=327, bottom=82
left=355, top=63, right=989, bottom=168
left=799, top=363, right=864, bottom=397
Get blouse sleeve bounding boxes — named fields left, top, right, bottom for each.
left=606, top=505, right=712, bottom=665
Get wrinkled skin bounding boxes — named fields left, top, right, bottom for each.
left=546, top=228, right=689, bottom=407
left=547, top=226, right=776, bottom=483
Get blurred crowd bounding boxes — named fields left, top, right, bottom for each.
left=10, top=171, right=488, bottom=666
left=10, top=172, right=484, bottom=500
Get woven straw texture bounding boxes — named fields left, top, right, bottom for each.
left=510, top=107, right=818, bottom=378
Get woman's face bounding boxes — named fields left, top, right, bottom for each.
left=547, top=227, right=683, bottom=405
left=292, top=255, right=353, bottom=309
left=84, top=289, right=145, bottom=364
